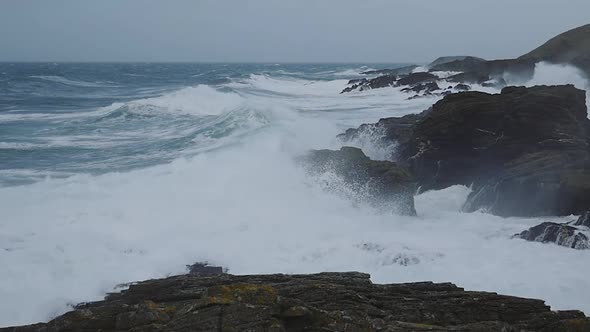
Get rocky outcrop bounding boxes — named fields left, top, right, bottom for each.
left=428, top=56, right=486, bottom=69
left=341, top=71, right=440, bottom=96
left=429, top=56, right=488, bottom=73
left=519, top=24, right=590, bottom=76
left=340, top=85, right=590, bottom=217
left=301, top=147, right=417, bottom=215
left=514, top=222, right=590, bottom=250
left=514, top=212, right=590, bottom=249
left=4, top=272, right=590, bottom=332
left=399, top=85, right=590, bottom=217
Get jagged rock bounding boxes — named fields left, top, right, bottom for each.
left=4, top=272, right=590, bottom=331
left=397, top=72, right=437, bottom=86
left=395, top=85, right=590, bottom=217
left=337, top=113, right=426, bottom=154
left=574, top=212, right=590, bottom=228
left=514, top=222, right=590, bottom=249
left=301, top=147, right=417, bottom=215
left=342, top=72, right=438, bottom=94
left=401, top=81, right=440, bottom=94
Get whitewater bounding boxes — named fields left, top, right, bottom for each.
left=0, top=62, right=589, bottom=326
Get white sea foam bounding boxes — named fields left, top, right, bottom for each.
left=521, top=62, right=590, bottom=113
left=1, top=66, right=590, bottom=327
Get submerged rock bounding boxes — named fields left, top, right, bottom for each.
left=4, top=272, right=590, bottom=331
left=514, top=221, right=590, bottom=250
left=301, top=147, right=417, bottom=215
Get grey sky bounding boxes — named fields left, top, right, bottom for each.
left=1, top=0, right=589, bottom=63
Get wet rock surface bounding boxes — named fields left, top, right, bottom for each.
left=514, top=221, right=590, bottom=250
left=400, top=85, right=590, bottom=217
left=4, top=272, right=590, bottom=332
left=340, top=85, right=590, bottom=217
left=301, top=146, right=417, bottom=216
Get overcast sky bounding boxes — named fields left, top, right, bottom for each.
left=1, top=0, right=589, bottom=63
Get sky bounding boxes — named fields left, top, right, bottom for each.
left=0, top=0, right=589, bottom=63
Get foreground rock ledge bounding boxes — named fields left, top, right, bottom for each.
left=4, top=272, right=589, bottom=331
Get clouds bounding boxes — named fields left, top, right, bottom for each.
left=1, top=0, right=589, bottom=62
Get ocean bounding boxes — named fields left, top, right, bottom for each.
left=1, top=62, right=589, bottom=326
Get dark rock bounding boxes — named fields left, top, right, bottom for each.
left=347, top=78, right=366, bottom=85
left=514, top=222, right=590, bottom=249
left=397, top=85, right=590, bottom=217
left=301, top=147, right=417, bottom=215
left=454, top=83, right=471, bottom=91
left=4, top=272, right=590, bottom=331
left=186, top=262, right=225, bottom=276
left=337, top=113, right=425, bottom=151
left=341, top=71, right=437, bottom=94
left=448, top=71, right=491, bottom=84
left=402, top=82, right=440, bottom=94
left=397, top=71, right=437, bottom=86
left=340, top=74, right=398, bottom=93
left=574, top=212, right=590, bottom=228
left=430, top=56, right=487, bottom=72
left=519, top=24, right=590, bottom=76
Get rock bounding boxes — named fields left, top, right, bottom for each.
left=429, top=56, right=487, bottom=72
left=341, top=71, right=438, bottom=94
left=574, top=212, right=590, bottom=228
left=340, top=74, right=398, bottom=93
left=448, top=71, right=491, bottom=84
left=337, top=113, right=426, bottom=155
left=401, top=81, right=440, bottom=94
left=4, top=272, right=590, bottom=331
left=347, top=78, right=367, bottom=85
left=186, top=262, right=225, bottom=276
left=519, top=24, right=590, bottom=76
left=454, top=83, right=471, bottom=91
left=514, top=222, right=590, bottom=249
left=428, top=56, right=486, bottom=69
left=397, top=85, right=590, bottom=217
left=301, top=147, right=417, bottom=215
left=397, top=71, right=437, bottom=86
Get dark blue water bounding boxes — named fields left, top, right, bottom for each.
left=0, top=63, right=402, bottom=186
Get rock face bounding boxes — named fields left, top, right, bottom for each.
left=397, top=85, right=590, bottom=217
left=301, top=147, right=417, bottom=215
left=4, top=272, right=590, bottom=332
left=340, top=85, right=590, bottom=217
